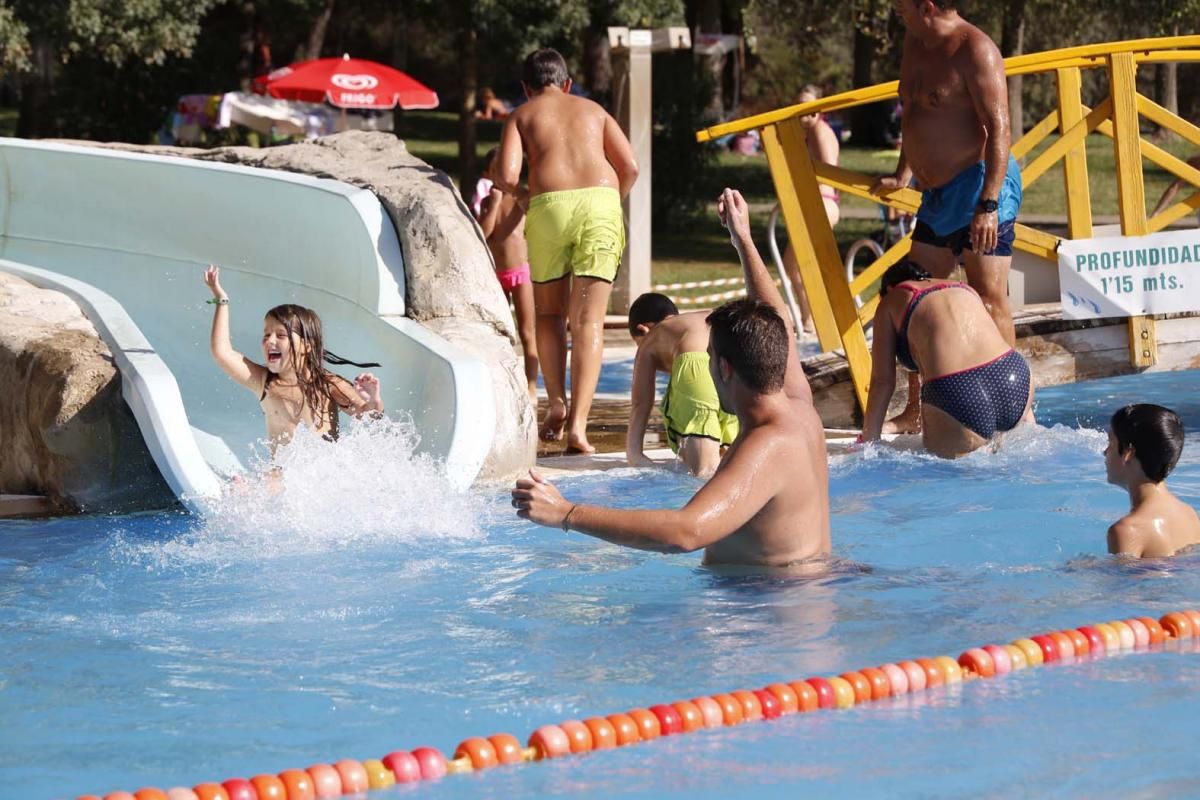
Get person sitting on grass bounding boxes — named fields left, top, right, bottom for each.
left=1105, top=403, right=1200, bottom=558
left=626, top=292, right=739, bottom=477
left=203, top=265, right=383, bottom=456
left=511, top=189, right=830, bottom=570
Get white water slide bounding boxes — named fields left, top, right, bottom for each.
left=0, top=139, right=494, bottom=510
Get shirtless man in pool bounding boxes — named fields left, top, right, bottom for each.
left=512, top=189, right=830, bottom=569
left=872, top=0, right=1023, bottom=432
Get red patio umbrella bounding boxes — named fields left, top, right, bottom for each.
left=254, top=54, right=439, bottom=110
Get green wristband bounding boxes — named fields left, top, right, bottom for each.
left=206, top=297, right=230, bottom=305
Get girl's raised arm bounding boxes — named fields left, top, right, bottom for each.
left=203, top=265, right=266, bottom=394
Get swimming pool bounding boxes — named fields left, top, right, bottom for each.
left=3, top=370, right=1200, bottom=799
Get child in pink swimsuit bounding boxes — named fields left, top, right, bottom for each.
left=477, top=148, right=539, bottom=401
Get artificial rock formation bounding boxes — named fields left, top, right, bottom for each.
left=96, top=131, right=535, bottom=481
left=0, top=273, right=174, bottom=511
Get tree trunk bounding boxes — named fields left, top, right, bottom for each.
left=457, top=24, right=478, bottom=197
left=1000, top=0, right=1026, bottom=136
left=306, top=0, right=336, bottom=61
left=849, top=26, right=880, bottom=145
left=16, top=38, right=53, bottom=138
left=583, top=27, right=612, bottom=100
left=391, top=0, right=409, bottom=70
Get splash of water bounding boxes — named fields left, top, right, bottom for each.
left=137, top=417, right=487, bottom=566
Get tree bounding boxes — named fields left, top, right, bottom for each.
left=0, top=0, right=224, bottom=136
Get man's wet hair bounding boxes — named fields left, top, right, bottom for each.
left=706, top=299, right=788, bottom=394
left=628, top=292, right=678, bottom=336
left=917, top=0, right=958, bottom=8
left=523, top=48, right=570, bottom=90
left=1111, top=404, right=1186, bottom=483
left=880, top=259, right=932, bottom=296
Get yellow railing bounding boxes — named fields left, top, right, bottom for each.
left=697, top=36, right=1200, bottom=413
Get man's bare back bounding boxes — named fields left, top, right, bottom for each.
left=507, top=91, right=629, bottom=196
left=898, top=19, right=1002, bottom=189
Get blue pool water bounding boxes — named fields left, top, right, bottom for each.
left=4, top=371, right=1200, bottom=799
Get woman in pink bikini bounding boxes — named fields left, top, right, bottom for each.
left=861, top=260, right=1032, bottom=458
left=477, top=148, right=539, bottom=401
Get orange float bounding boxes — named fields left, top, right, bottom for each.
left=958, top=648, right=995, bottom=678
left=1063, top=629, right=1090, bottom=656
left=765, top=683, right=799, bottom=714
left=689, top=696, right=725, bottom=727
left=455, top=737, right=499, bottom=770
left=672, top=701, right=706, bottom=732
left=1003, top=644, right=1028, bottom=670
left=981, top=646, right=1012, bottom=676
left=934, top=656, right=964, bottom=683
left=627, top=708, right=662, bottom=741
left=1159, top=612, right=1193, bottom=640
left=1123, top=618, right=1150, bottom=648
left=915, top=657, right=945, bottom=687
left=788, top=681, right=820, bottom=712
left=859, top=667, right=892, bottom=699
left=104, top=794, right=137, bottom=800
left=333, top=760, right=369, bottom=793
left=582, top=718, right=618, bottom=749
left=166, top=793, right=199, bottom=800
left=1184, top=609, right=1200, bottom=633
left=1047, top=631, right=1075, bottom=659
left=250, top=774, right=286, bottom=799
left=606, top=713, right=641, bottom=746
left=277, top=770, right=315, bottom=800
left=488, top=733, right=525, bottom=764
left=1107, top=621, right=1136, bottom=651
left=1137, top=617, right=1165, bottom=645
left=134, top=791, right=167, bottom=800
left=731, top=690, right=764, bottom=722
left=711, top=693, right=745, bottom=725
left=839, top=672, right=872, bottom=703
left=192, top=783, right=230, bottom=800
left=826, top=676, right=856, bottom=709
left=559, top=720, right=595, bottom=753
left=1093, top=623, right=1121, bottom=652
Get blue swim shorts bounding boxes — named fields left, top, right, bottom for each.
left=913, top=155, right=1023, bottom=258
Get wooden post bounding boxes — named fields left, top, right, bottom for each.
left=762, top=118, right=871, bottom=411
left=609, top=32, right=652, bottom=314
left=1056, top=67, right=1093, bottom=240
left=1108, top=52, right=1157, bottom=367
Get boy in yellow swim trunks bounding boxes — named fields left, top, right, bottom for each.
left=626, top=293, right=739, bottom=477
left=494, top=48, right=640, bottom=454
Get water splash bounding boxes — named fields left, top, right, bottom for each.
left=131, top=417, right=487, bottom=566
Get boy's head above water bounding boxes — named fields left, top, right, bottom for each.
left=628, top=292, right=678, bottom=340
left=522, top=48, right=570, bottom=96
left=1106, top=403, right=1185, bottom=487
left=262, top=304, right=325, bottom=376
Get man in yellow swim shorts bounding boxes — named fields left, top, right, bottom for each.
left=626, top=293, right=738, bottom=477
left=494, top=48, right=640, bottom=454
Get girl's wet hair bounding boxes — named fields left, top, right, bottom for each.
left=880, top=260, right=932, bottom=296
left=1111, top=403, right=1185, bottom=483
left=265, top=304, right=379, bottom=436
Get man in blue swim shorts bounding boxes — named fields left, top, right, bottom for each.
left=871, top=0, right=1022, bottom=433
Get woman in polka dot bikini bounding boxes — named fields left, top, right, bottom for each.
left=860, top=260, right=1033, bottom=458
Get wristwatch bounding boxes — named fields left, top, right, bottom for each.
left=977, top=198, right=1000, bottom=214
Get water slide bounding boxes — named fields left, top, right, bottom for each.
left=0, top=139, right=494, bottom=510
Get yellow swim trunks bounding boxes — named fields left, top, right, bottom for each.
left=526, top=186, right=625, bottom=284
left=661, top=352, right=739, bottom=454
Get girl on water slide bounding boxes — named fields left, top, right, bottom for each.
left=203, top=265, right=384, bottom=455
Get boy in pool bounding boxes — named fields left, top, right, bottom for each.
left=512, top=189, right=830, bottom=570
left=476, top=147, right=539, bottom=402
left=1105, top=404, right=1200, bottom=558
left=493, top=47, right=640, bottom=454
left=626, top=293, right=738, bottom=477
left=203, top=265, right=384, bottom=455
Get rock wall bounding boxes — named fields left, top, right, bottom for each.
left=91, top=131, right=535, bottom=481
left=0, top=273, right=175, bottom=512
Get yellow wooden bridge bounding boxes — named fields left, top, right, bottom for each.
left=697, top=36, right=1200, bottom=413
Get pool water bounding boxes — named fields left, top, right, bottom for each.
left=3, top=371, right=1200, bottom=799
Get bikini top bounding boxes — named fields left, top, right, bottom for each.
left=893, top=281, right=975, bottom=372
